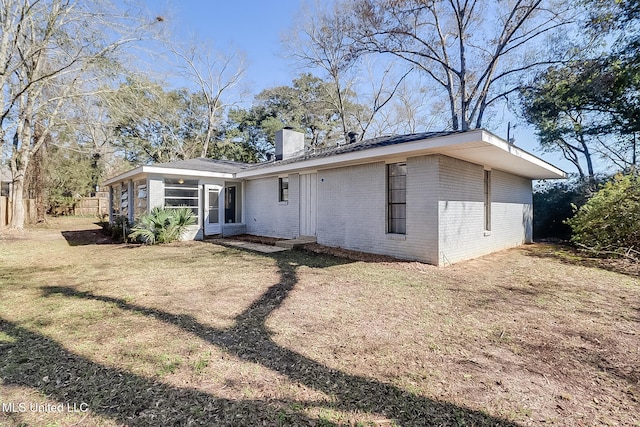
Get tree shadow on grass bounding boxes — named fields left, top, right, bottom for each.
left=33, top=251, right=520, bottom=426
left=0, top=318, right=330, bottom=426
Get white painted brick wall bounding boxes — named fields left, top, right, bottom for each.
left=437, top=158, right=533, bottom=264
left=147, top=175, right=164, bottom=209
left=245, top=174, right=300, bottom=238
left=242, top=154, right=533, bottom=266
left=316, top=157, right=440, bottom=264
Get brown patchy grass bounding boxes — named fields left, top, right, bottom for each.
left=0, top=217, right=638, bottom=426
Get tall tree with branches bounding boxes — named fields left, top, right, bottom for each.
left=170, top=41, right=246, bottom=158
left=285, top=1, right=413, bottom=141
left=0, top=0, right=161, bottom=229
left=343, top=0, right=577, bottom=131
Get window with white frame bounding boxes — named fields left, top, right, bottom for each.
left=387, top=163, right=407, bottom=234
left=164, top=178, right=199, bottom=220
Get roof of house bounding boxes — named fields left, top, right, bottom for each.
left=250, top=131, right=461, bottom=170
left=236, top=129, right=566, bottom=180
left=104, top=129, right=566, bottom=185
left=152, top=158, right=252, bottom=174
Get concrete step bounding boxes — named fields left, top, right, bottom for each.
left=275, top=236, right=317, bottom=249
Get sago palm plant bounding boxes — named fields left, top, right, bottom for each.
left=129, top=207, right=196, bottom=244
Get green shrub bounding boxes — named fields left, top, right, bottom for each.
left=566, top=173, right=640, bottom=259
left=128, top=207, right=196, bottom=244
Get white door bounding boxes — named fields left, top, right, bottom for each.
left=299, top=173, right=317, bottom=236
left=204, top=185, right=222, bottom=235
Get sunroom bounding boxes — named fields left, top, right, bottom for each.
left=103, top=158, right=248, bottom=239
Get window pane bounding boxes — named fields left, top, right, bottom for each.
left=390, top=204, right=406, bottom=219
left=279, top=177, right=289, bottom=202
left=165, top=178, right=198, bottom=186
left=389, top=219, right=406, bottom=234
left=389, top=189, right=406, bottom=203
left=165, top=198, right=199, bottom=207
left=134, top=180, right=147, bottom=220
left=208, top=190, right=219, bottom=209
left=166, top=206, right=199, bottom=218
left=209, top=208, right=219, bottom=224
left=387, top=162, right=407, bottom=234
left=208, top=189, right=219, bottom=224
left=165, top=188, right=199, bottom=198
left=389, top=175, right=406, bottom=189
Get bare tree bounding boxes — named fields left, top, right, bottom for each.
left=347, top=0, right=577, bottom=131
left=285, top=1, right=415, bottom=142
left=349, top=61, right=414, bottom=139
left=0, top=0, right=161, bottom=229
left=169, top=41, right=246, bottom=158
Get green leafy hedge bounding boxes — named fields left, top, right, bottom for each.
left=567, top=173, right=640, bottom=259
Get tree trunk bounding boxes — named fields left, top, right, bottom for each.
left=29, top=122, right=47, bottom=222
left=10, top=165, right=27, bottom=229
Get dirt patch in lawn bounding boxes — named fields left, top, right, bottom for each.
left=526, top=242, right=640, bottom=277
left=1, top=217, right=638, bottom=426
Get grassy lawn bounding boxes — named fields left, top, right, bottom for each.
left=0, top=217, right=638, bottom=426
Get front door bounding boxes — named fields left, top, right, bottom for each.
left=299, top=173, right=317, bottom=236
left=204, top=185, right=222, bottom=235
left=225, top=186, right=236, bottom=223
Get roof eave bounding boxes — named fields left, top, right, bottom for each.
left=237, top=129, right=566, bottom=180
left=102, top=165, right=235, bottom=186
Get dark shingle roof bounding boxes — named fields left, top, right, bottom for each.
left=246, top=131, right=463, bottom=170
left=119, top=131, right=466, bottom=179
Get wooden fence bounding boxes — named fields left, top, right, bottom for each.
left=73, top=196, right=109, bottom=217
left=0, top=197, right=36, bottom=228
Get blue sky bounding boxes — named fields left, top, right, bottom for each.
left=143, top=0, right=575, bottom=174
left=153, top=0, right=304, bottom=93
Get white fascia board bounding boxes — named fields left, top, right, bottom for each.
left=142, top=166, right=234, bottom=179
left=103, top=166, right=234, bottom=186
left=102, top=167, right=144, bottom=186
left=480, top=130, right=567, bottom=179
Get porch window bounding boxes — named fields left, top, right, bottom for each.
left=279, top=177, right=289, bottom=202
left=134, top=179, right=147, bottom=220
left=164, top=178, right=199, bottom=220
left=120, top=185, right=129, bottom=218
left=388, top=163, right=407, bottom=234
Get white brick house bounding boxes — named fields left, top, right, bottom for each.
left=104, top=129, right=565, bottom=265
